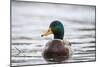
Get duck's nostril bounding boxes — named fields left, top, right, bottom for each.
left=41, top=35, right=43, bottom=37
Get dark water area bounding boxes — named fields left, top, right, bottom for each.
left=11, top=1, right=96, bottom=66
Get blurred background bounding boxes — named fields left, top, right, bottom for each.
left=11, top=0, right=96, bottom=66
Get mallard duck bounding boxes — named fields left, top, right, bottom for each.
left=41, top=20, right=72, bottom=62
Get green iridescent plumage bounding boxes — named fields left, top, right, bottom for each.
left=49, top=20, right=64, bottom=39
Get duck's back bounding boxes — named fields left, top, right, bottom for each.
left=43, top=40, right=69, bottom=62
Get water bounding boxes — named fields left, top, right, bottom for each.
left=11, top=1, right=96, bottom=66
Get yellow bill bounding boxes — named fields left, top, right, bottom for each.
left=41, top=27, right=53, bottom=37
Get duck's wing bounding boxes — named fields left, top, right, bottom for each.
left=63, top=40, right=72, bottom=57
left=63, top=40, right=71, bottom=46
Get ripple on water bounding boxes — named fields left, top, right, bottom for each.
left=11, top=1, right=96, bottom=66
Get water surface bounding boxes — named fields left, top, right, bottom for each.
left=11, top=1, right=96, bottom=66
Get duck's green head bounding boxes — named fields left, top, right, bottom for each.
left=41, top=20, right=64, bottom=39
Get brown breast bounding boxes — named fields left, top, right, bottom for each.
left=43, top=40, right=69, bottom=62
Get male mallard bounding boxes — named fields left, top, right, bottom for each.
left=41, top=20, right=72, bottom=62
